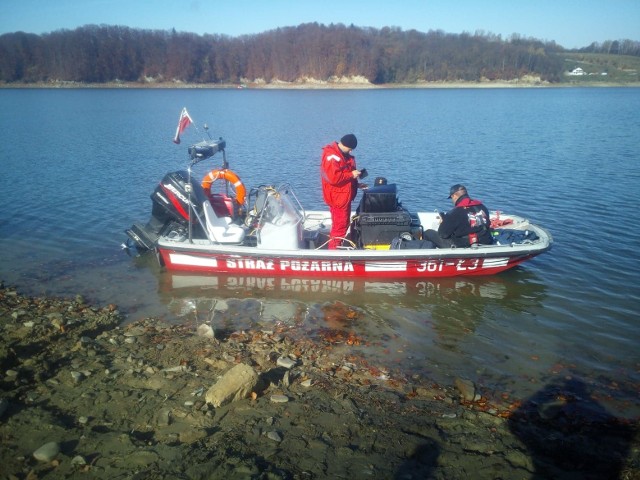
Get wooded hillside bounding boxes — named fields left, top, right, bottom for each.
left=1, top=23, right=638, bottom=85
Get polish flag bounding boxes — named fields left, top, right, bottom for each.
left=173, top=107, right=193, bottom=144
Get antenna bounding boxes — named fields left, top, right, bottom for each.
left=203, top=123, right=213, bottom=140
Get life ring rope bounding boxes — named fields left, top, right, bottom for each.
left=201, top=169, right=247, bottom=205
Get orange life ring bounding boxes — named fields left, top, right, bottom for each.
left=201, top=169, right=246, bottom=205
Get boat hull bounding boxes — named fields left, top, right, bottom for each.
left=159, top=250, right=538, bottom=278
left=152, top=209, right=552, bottom=279
left=143, top=206, right=551, bottom=279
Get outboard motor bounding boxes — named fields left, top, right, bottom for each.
left=125, top=136, right=227, bottom=254
left=125, top=170, right=208, bottom=252
left=151, top=170, right=208, bottom=225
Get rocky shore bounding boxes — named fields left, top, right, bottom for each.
left=1, top=283, right=638, bottom=479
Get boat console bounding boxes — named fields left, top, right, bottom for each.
left=358, top=183, right=398, bottom=213
left=352, top=183, right=422, bottom=249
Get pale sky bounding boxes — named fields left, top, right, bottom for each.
left=1, top=0, right=638, bottom=49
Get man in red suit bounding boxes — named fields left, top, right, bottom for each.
left=320, top=134, right=364, bottom=249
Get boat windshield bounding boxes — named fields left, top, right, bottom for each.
left=257, top=184, right=304, bottom=227
left=254, top=184, right=305, bottom=250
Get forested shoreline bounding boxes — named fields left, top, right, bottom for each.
left=1, top=23, right=639, bottom=86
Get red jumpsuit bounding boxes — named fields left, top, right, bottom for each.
left=320, top=142, right=358, bottom=249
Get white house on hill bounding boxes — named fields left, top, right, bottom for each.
left=568, top=67, right=586, bottom=76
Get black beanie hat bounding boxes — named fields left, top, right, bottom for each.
left=448, top=184, right=467, bottom=198
left=340, top=134, right=358, bottom=149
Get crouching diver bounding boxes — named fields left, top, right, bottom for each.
left=424, top=184, right=493, bottom=248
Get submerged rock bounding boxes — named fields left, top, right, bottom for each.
left=33, top=441, right=60, bottom=462
left=455, top=377, right=476, bottom=402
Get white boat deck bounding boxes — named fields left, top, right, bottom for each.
left=157, top=210, right=551, bottom=260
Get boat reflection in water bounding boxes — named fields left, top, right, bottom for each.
left=156, top=269, right=547, bottom=384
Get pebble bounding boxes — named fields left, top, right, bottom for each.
left=124, top=327, right=146, bottom=337
left=267, top=431, right=282, bottom=442
left=454, top=377, right=476, bottom=402
left=301, top=379, right=313, bottom=388
left=270, top=394, right=289, bottom=403
left=157, top=408, right=171, bottom=427
left=163, top=365, right=187, bottom=373
left=277, top=356, right=297, bottom=369
left=33, top=441, right=60, bottom=462
left=538, top=400, right=566, bottom=420
left=71, top=455, right=87, bottom=465
left=49, top=316, right=63, bottom=328
left=71, top=371, right=84, bottom=383
left=197, top=324, right=215, bottom=338
left=191, top=387, right=205, bottom=397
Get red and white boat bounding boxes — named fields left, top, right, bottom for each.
left=125, top=136, right=552, bottom=279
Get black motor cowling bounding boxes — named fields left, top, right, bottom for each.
left=125, top=170, right=208, bottom=252
left=151, top=170, right=207, bottom=225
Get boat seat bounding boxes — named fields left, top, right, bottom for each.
left=203, top=200, right=246, bottom=244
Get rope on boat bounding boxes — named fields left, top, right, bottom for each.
left=316, top=236, right=356, bottom=250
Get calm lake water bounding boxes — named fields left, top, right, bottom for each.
left=1, top=87, right=639, bottom=418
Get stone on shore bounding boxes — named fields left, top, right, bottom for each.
left=276, top=356, right=297, bottom=369
left=270, top=394, right=289, bottom=403
left=455, top=377, right=476, bottom=402
left=205, top=363, right=259, bottom=407
left=33, top=441, right=60, bottom=462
